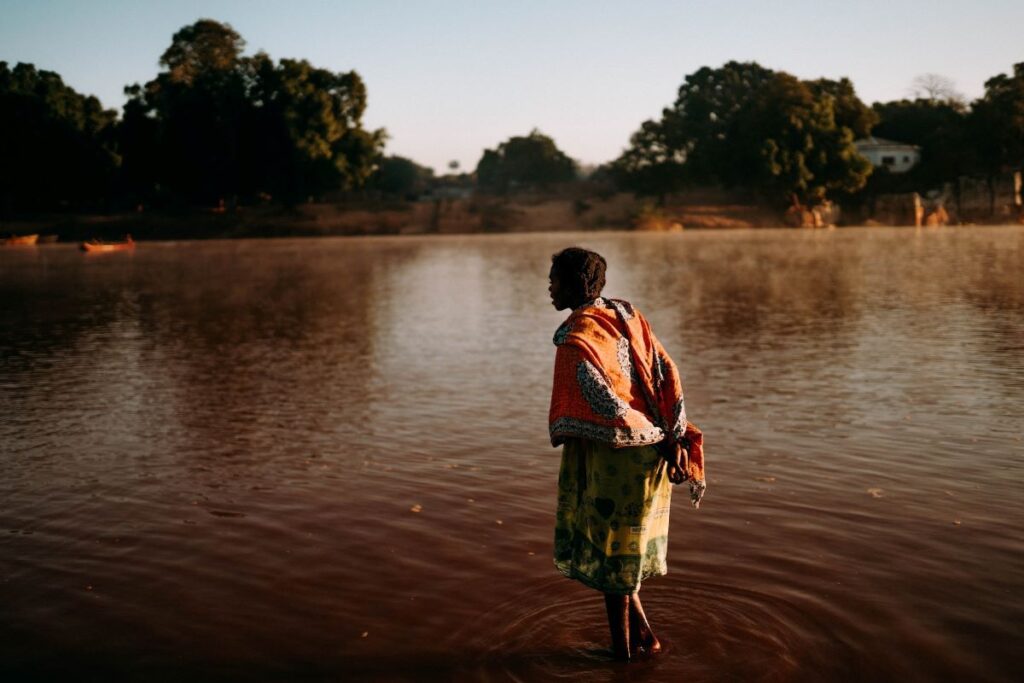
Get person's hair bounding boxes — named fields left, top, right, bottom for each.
left=551, top=247, right=606, bottom=303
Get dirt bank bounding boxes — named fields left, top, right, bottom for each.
left=2, top=192, right=790, bottom=241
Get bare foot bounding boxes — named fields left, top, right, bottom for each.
left=637, top=629, right=662, bottom=655
left=629, top=592, right=661, bottom=656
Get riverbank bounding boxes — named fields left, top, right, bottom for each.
left=3, top=191, right=1019, bottom=242
left=0, top=194, right=778, bottom=242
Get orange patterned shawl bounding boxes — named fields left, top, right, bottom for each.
left=549, top=297, right=706, bottom=506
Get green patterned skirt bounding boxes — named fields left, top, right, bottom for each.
left=554, top=438, right=673, bottom=595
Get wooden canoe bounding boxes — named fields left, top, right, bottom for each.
left=80, top=236, right=135, bottom=253
left=3, top=234, right=39, bottom=246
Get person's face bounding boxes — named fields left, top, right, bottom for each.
left=548, top=268, right=571, bottom=311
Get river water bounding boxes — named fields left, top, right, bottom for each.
left=1, top=227, right=1021, bottom=682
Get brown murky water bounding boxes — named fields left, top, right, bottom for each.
left=1, top=228, right=1022, bottom=682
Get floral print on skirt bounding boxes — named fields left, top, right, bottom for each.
left=554, top=438, right=672, bottom=595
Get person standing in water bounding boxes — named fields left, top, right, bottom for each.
left=547, top=247, right=706, bottom=661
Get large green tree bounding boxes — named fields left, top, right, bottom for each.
left=121, top=19, right=384, bottom=205
left=372, top=155, right=434, bottom=199
left=476, top=129, right=577, bottom=192
left=610, top=119, right=687, bottom=200
left=869, top=98, right=971, bottom=189
left=968, top=62, right=1024, bottom=175
left=612, top=62, right=874, bottom=206
left=734, top=73, right=873, bottom=204
left=0, top=61, right=118, bottom=212
left=807, top=78, right=877, bottom=140
left=125, top=20, right=249, bottom=204
left=240, top=54, right=384, bottom=203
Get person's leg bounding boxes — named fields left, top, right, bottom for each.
left=603, top=593, right=631, bottom=660
left=629, top=590, right=661, bottom=654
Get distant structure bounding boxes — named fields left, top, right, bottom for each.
left=428, top=185, right=474, bottom=200
left=854, top=137, right=921, bottom=174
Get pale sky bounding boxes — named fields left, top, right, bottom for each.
left=2, top=0, right=1022, bottom=173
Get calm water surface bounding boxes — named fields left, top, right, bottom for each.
left=1, top=228, right=1022, bottom=682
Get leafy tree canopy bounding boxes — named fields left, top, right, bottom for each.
left=161, top=19, right=245, bottom=85
left=612, top=61, right=875, bottom=206
left=0, top=61, right=118, bottom=211
left=373, top=155, right=434, bottom=199
left=968, top=62, right=1024, bottom=174
left=476, top=129, right=577, bottom=192
left=121, top=19, right=384, bottom=205
left=871, top=98, right=971, bottom=187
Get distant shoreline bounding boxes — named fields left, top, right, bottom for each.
left=2, top=193, right=1019, bottom=242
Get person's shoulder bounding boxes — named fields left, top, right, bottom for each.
left=603, top=297, right=646, bottom=324
left=553, top=302, right=621, bottom=346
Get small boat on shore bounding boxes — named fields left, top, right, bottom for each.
left=3, top=234, right=39, bottom=246
left=80, top=235, right=135, bottom=253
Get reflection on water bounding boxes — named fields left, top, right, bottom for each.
left=1, top=228, right=1022, bottom=682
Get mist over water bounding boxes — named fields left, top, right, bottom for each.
left=1, top=227, right=1022, bottom=682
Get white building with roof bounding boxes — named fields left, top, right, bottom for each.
left=854, top=137, right=921, bottom=174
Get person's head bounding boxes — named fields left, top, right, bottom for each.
left=548, top=247, right=607, bottom=310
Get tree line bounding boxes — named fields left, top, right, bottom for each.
left=2, top=19, right=1023, bottom=214
left=2, top=19, right=383, bottom=213
left=610, top=61, right=1024, bottom=208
